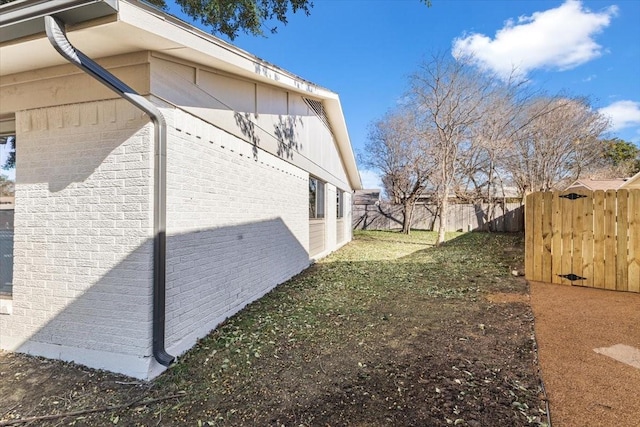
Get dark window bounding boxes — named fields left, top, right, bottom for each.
left=336, top=189, right=344, bottom=219
left=309, top=177, right=325, bottom=219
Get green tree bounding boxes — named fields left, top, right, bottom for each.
left=0, top=0, right=312, bottom=40
left=144, top=1, right=430, bottom=40
left=0, top=174, right=14, bottom=197
left=146, top=0, right=313, bottom=40
left=602, top=138, right=640, bottom=175
left=1, top=136, right=15, bottom=171
left=1, top=0, right=431, bottom=40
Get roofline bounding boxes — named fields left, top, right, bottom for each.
left=0, top=0, right=362, bottom=189
left=621, top=170, right=640, bottom=189
left=122, top=0, right=361, bottom=189
left=567, top=178, right=630, bottom=191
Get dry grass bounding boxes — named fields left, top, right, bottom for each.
left=1, top=230, right=546, bottom=426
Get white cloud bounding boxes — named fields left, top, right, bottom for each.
left=599, top=100, right=640, bottom=132
left=359, top=169, right=384, bottom=190
left=452, top=0, right=618, bottom=80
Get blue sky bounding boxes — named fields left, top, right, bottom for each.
left=172, top=1, right=639, bottom=187
left=3, top=1, right=638, bottom=188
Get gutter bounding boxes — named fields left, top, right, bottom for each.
left=44, top=15, right=174, bottom=367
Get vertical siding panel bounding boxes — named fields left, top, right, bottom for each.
left=309, top=221, right=326, bottom=257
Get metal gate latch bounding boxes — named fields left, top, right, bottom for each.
left=559, top=193, right=587, bottom=200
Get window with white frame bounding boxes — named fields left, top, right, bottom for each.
left=336, top=189, right=344, bottom=219
left=309, top=177, right=325, bottom=219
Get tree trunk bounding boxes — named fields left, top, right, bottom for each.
left=402, top=200, right=415, bottom=234
left=436, top=194, right=448, bottom=246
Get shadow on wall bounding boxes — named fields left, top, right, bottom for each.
left=274, top=115, right=303, bottom=160
left=234, top=112, right=260, bottom=158
left=233, top=112, right=304, bottom=161
left=164, top=218, right=309, bottom=357
left=158, top=63, right=306, bottom=164
left=16, top=105, right=145, bottom=193
left=3, top=218, right=309, bottom=379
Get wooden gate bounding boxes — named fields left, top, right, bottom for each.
left=525, top=189, right=640, bottom=292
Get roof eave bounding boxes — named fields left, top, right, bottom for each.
left=0, top=0, right=362, bottom=189
left=0, top=0, right=118, bottom=42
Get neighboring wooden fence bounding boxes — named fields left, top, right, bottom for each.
left=525, top=189, right=640, bottom=292
left=353, top=201, right=524, bottom=232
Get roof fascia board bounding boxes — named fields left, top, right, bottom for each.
left=0, top=0, right=118, bottom=42
left=120, top=1, right=326, bottom=98
left=621, top=171, right=640, bottom=188
left=323, top=97, right=362, bottom=190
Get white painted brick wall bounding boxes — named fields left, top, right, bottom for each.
left=164, top=109, right=311, bottom=355
left=0, top=100, right=155, bottom=371
left=0, top=100, right=354, bottom=379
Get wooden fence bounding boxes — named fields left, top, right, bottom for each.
left=525, top=189, right=640, bottom=292
left=353, top=201, right=524, bottom=232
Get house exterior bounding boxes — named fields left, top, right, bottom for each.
left=621, top=171, right=640, bottom=190
left=0, top=0, right=361, bottom=379
left=565, top=172, right=640, bottom=191
left=565, top=178, right=629, bottom=191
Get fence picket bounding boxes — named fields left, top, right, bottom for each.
left=570, top=191, right=588, bottom=285
left=581, top=192, right=594, bottom=288
left=525, top=189, right=639, bottom=293
left=551, top=192, right=563, bottom=284
left=542, top=192, right=553, bottom=283
left=629, top=190, right=640, bottom=292
left=560, top=193, right=574, bottom=286
left=533, top=192, right=544, bottom=281
left=525, top=194, right=535, bottom=280
left=603, top=191, right=617, bottom=290
left=593, top=191, right=606, bottom=287
left=616, top=190, right=629, bottom=291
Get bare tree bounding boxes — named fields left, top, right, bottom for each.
left=363, top=52, right=613, bottom=240
left=505, top=97, right=610, bottom=193
left=407, top=53, right=491, bottom=245
left=361, top=109, right=433, bottom=234
left=457, top=78, right=539, bottom=229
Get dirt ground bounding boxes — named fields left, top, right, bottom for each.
left=529, top=281, right=640, bottom=427
left=10, top=234, right=639, bottom=426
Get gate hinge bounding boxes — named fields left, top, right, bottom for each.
left=558, top=273, right=586, bottom=281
